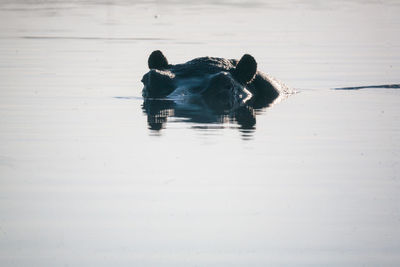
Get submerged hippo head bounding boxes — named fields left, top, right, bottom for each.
left=141, top=50, right=285, bottom=131
left=141, top=50, right=262, bottom=112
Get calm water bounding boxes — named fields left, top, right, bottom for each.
left=0, top=1, right=400, bottom=266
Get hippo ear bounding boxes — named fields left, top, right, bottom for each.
left=234, top=54, right=257, bottom=84
left=148, top=50, right=169, bottom=70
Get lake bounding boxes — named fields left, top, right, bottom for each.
left=0, top=0, right=399, bottom=266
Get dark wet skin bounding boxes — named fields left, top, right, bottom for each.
left=141, top=50, right=281, bottom=131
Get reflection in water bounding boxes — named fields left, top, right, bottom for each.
left=141, top=94, right=276, bottom=137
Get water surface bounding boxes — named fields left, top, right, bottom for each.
left=0, top=1, right=399, bottom=266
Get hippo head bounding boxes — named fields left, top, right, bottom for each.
left=141, top=50, right=258, bottom=113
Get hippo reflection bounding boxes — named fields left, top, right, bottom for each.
left=141, top=50, right=290, bottom=131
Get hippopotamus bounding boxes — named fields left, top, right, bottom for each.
left=141, top=50, right=290, bottom=131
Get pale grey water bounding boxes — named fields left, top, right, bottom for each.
left=0, top=1, right=400, bottom=266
